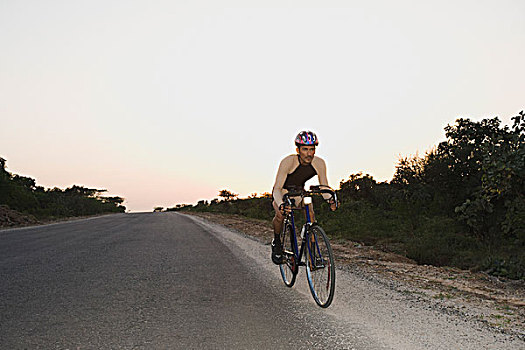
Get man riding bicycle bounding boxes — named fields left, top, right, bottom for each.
left=271, top=131, right=337, bottom=264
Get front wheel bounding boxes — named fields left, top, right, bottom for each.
left=306, top=224, right=335, bottom=307
left=279, top=221, right=298, bottom=287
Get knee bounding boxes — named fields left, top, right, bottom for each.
left=273, top=210, right=284, bottom=225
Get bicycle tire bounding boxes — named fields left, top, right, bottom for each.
left=305, top=224, right=335, bottom=307
left=279, top=221, right=298, bottom=287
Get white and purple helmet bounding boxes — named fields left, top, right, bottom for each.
left=295, top=131, right=319, bottom=147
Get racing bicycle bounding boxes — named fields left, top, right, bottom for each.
left=279, top=185, right=339, bottom=308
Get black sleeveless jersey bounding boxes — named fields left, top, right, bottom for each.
left=283, top=156, right=317, bottom=190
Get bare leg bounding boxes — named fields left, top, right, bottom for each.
left=306, top=203, right=316, bottom=223
left=272, top=201, right=285, bottom=236
left=271, top=201, right=286, bottom=263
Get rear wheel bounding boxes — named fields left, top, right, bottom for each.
left=306, top=224, right=335, bottom=307
left=279, top=220, right=298, bottom=287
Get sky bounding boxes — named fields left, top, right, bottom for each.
left=1, top=0, right=524, bottom=212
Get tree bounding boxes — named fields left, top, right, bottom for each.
left=455, top=112, right=524, bottom=240
left=12, top=175, right=36, bottom=191
left=196, top=200, right=208, bottom=207
left=101, top=196, right=125, bottom=205
left=64, top=185, right=104, bottom=198
left=407, top=112, right=525, bottom=240
left=218, top=189, right=238, bottom=201
left=340, top=172, right=378, bottom=200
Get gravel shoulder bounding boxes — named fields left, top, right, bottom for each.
left=183, top=212, right=525, bottom=349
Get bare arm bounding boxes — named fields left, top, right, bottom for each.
left=312, top=157, right=332, bottom=201
left=272, top=155, right=295, bottom=207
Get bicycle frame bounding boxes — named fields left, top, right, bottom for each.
left=283, top=195, right=323, bottom=269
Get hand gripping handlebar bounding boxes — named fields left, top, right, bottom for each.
left=282, top=185, right=339, bottom=209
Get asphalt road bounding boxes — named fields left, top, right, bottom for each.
left=0, top=213, right=383, bottom=349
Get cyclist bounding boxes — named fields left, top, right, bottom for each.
left=271, top=130, right=337, bottom=264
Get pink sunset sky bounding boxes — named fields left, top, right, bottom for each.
left=1, top=0, right=524, bottom=212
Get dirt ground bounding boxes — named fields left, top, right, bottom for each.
left=0, top=205, right=40, bottom=228
left=184, top=211, right=525, bottom=338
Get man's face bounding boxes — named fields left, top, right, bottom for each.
left=297, top=145, right=316, bottom=164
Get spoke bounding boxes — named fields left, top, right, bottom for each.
left=279, top=223, right=297, bottom=287
left=306, top=225, right=335, bottom=307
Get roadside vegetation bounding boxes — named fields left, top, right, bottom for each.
left=172, top=112, right=525, bottom=280
left=0, top=158, right=126, bottom=225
